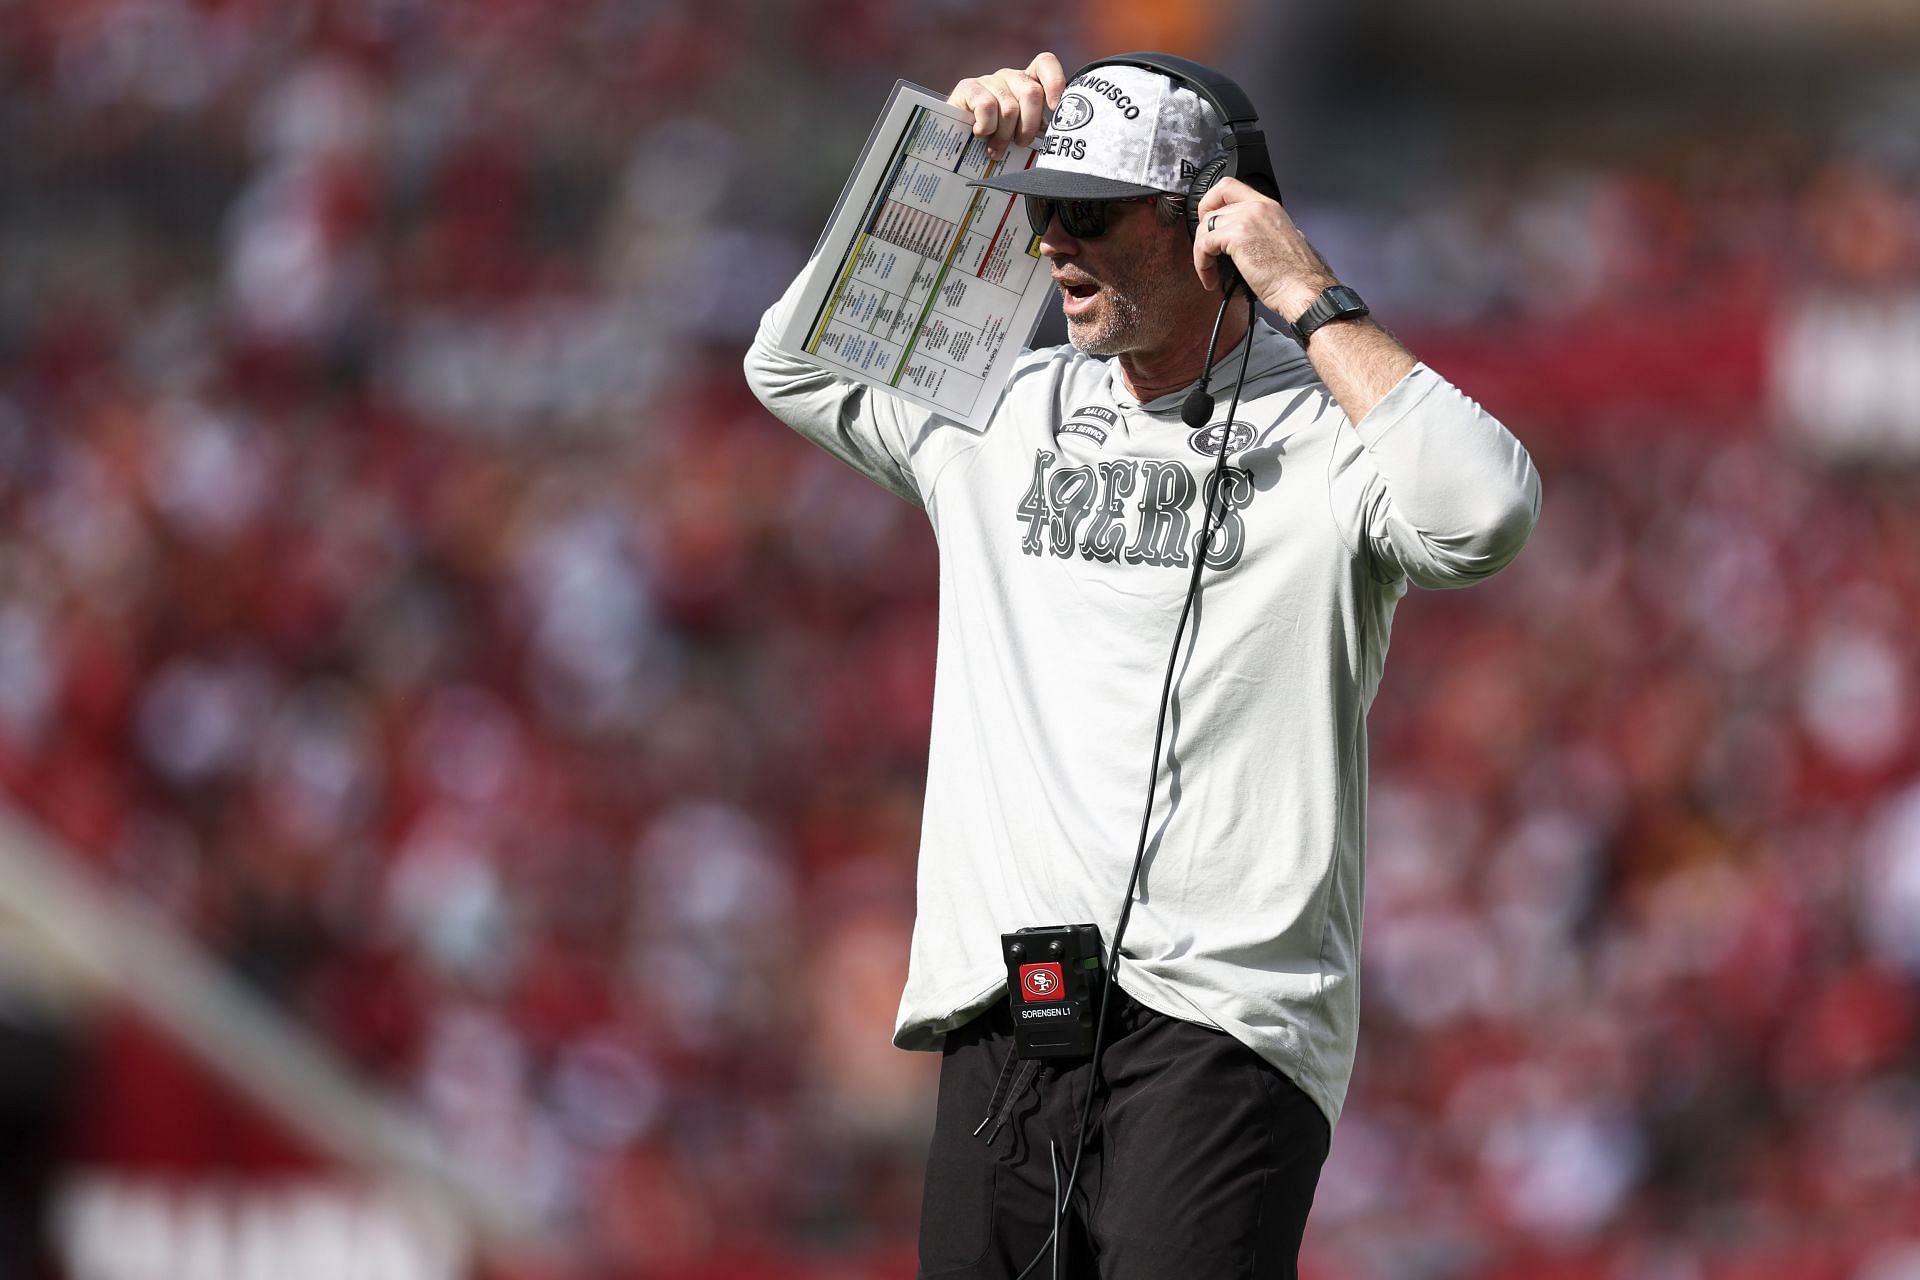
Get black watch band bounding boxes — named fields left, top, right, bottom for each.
left=1291, top=285, right=1370, bottom=347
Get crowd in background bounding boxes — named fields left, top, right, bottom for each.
left=1, top=1, right=1918, bottom=1277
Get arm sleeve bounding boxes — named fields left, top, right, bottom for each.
left=1345, top=364, right=1542, bottom=589
left=742, top=266, right=946, bottom=508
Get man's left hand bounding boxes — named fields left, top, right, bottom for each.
left=1192, top=178, right=1339, bottom=322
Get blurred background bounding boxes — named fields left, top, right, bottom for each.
left=1, top=0, right=1918, bottom=1277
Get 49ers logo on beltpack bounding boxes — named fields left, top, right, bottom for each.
left=1019, top=962, right=1066, bottom=1001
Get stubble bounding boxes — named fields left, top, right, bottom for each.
left=1062, top=228, right=1192, bottom=358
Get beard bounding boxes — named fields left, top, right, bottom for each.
left=1059, top=233, right=1190, bottom=357
left=1065, top=283, right=1150, bottom=355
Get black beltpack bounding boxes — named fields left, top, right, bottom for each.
left=1001, top=924, right=1105, bottom=1059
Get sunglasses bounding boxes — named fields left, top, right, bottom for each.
left=1023, top=195, right=1157, bottom=239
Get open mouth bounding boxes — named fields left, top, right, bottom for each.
left=1057, top=278, right=1100, bottom=315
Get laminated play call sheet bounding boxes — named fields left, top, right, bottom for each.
left=777, top=82, right=1054, bottom=430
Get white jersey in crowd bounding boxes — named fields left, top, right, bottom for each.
left=744, top=269, right=1541, bottom=1127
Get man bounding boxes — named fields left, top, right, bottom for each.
left=744, top=51, right=1540, bottom=1279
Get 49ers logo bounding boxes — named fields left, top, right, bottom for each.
left=1051, top=93, right=1095, bottom=131
left=1189, top=419, right=1257, bottom=457
left=1019, top=962, right=1066, bottom=1002
left=1015, top=449, right=1255, bottom=569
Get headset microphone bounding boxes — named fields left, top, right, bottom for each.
left=1180, top=386, right=1213, bottom=430
left=1180, top=289, right=1241, bottom=429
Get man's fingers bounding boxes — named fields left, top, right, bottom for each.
left=1195, top=176, right=1259, bottom=216
left=1192, top=211, right=1226, bottom=290
left=1028, top=52, right=1067, bottom=110
left=990, top=81, right=1023, bottom=145
left=951, top=56, right=1069, bottom=153
left=948, top=80, right=1002, bottom=138
left=995, top=69, right=1048, bottom=143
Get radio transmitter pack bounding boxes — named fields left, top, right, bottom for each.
left=1001, top=923, right=1106, bottom=1059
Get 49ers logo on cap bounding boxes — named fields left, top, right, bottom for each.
left=1019, top=962, right=1066, bottom=1001
left=1052, top=93, right=1095, bottom=131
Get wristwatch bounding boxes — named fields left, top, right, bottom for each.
left=1290, top=285, right=1370, bottom=347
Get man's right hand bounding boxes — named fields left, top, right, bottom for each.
left=946, top=53, right=1068, bottom=161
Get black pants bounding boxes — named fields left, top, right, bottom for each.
left=916, top=986, right=1330, bottom=1279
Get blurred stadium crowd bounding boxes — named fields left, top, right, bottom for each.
left=1, top=1, right=1918, bottom=1278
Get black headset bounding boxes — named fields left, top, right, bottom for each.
left=1068, top=51, right=1282, bottom=241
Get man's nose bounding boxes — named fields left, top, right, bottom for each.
left=1039, top=210, right=1080, bottom=258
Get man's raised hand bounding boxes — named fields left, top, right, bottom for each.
left=947, top=53, right=1068, bottom=160
left=1192, top=178, right=1340, bottom=320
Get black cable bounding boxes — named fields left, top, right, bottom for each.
left=1181, top=285, right=1237, bottom=430
left=1014, top=286, right=1260, bottom=1280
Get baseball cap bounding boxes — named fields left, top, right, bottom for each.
left=968, top=63, right=1226, bottom=201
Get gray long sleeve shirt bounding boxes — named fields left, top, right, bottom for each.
left=744, top=272, right=1540, bottom=1126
